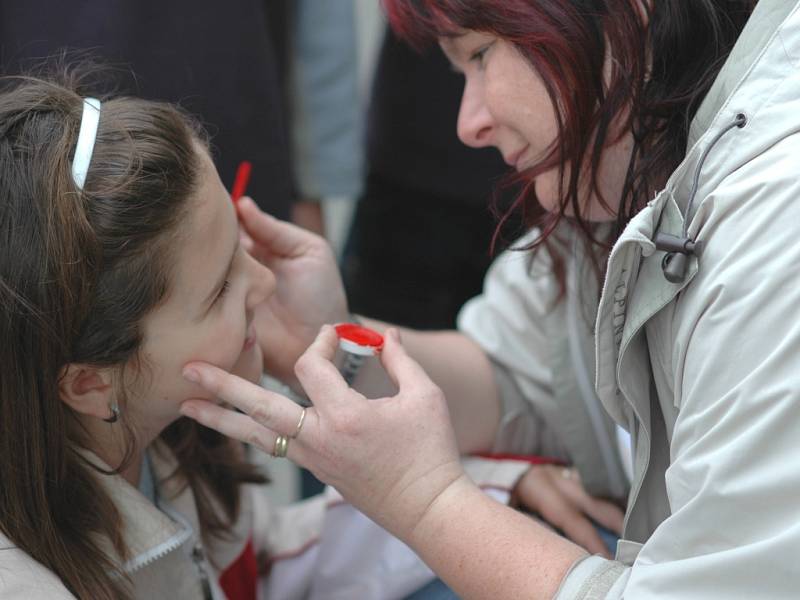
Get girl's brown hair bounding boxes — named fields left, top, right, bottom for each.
left=0, top=63, right=264, bottom=598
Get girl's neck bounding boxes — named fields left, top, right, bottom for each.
left=80, top=415, right=163, bottom=488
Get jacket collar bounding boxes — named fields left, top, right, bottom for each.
left=688, top=0, right=798, bottom=149
left=594, top=190, right=684, bottom=426
left=79, top=444, right=196, bottom=574
left=79, top=441, right=250, bottom=577
left=595, top=0, right=800, bottom=424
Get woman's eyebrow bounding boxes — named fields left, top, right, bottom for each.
left=439, top=33, right=470, bottom=70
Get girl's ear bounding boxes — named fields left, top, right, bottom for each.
left=58, top=364, right=116, bottom=420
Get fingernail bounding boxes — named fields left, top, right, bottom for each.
left=183, top=367, right=200, bottom=383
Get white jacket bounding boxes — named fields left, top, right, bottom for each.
left=459, top=223, right=630, bottom=501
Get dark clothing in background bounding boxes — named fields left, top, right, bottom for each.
left=364, top=30, right=510, bottom=205
left=342, top=29, right=522, bottom=330
left=345, top=172, right=507, bottom=329
left=0, top=0, right=293, bottom=219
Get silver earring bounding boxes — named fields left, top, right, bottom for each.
left=103, top=402, right=120, bottom=424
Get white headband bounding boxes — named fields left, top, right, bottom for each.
left=71, top=98, right=102, bottom=189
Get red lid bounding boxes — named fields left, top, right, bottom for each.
left=334, top=323, right=384, bottom=352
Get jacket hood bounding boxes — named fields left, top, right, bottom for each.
left=672, top=0, right=800, bottom=231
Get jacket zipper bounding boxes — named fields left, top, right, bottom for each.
left=120, top=526, right=193, bottom=575
left=191, top=544, right=214, bottom=600
left=121, top=501, right=215, bottom=599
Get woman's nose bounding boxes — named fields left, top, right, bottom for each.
left=456, top=79, right=493, bottom=148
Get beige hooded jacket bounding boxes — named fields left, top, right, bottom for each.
left=0, top=444, right=253, bottom=599
left=0, top=444, right=527, bottom=599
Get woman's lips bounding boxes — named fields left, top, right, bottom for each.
left=504, top=145, right=530, bottom=170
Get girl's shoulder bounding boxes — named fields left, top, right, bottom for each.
left=0, top=533, right=75, bottom=599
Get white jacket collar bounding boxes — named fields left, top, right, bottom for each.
left=78, top=445, right=195, bottom=574
left=79, top=442, right=250, bottom=576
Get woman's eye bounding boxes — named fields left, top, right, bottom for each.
left=469, top=43, right=492, bottom=67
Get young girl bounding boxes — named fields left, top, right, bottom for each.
left=0, top=66, right=278, bottom=599
left=0, top=66, right=552, bottom=600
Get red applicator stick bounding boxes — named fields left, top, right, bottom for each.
left=231, top=160, right=252, bottom=204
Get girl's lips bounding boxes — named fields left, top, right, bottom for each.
left=243, top=324, right=256, bottom=351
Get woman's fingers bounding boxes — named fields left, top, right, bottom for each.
left=294, top=325, right=352, bottom=401
left=558, top=472, right=625, bottom=535
left=180, top=399, right=308, bottom=463
left=380, top=328, right=437, bottom=393
left=238, top=220, right=255, bottom=253
left=238, top=196, right=317, bottom=260
left=515, top=465, right=616, bottom=557
left=575, top=494, right=625, bottom=536
left=182, top=361, right=304, bottom=435
left=547, top=504, right=612, bottom=558
left=179, top=325, right=465, bottom=544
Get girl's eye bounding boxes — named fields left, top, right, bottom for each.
left=215, top=280, right=231, bottom=304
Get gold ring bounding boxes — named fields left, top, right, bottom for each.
left=273, top=435, right=289, bottom=458
left=290, top=408, right=307, bottom=439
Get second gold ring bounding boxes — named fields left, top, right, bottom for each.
left=273, top=434, right=289, bottom=458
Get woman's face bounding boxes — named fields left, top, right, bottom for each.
left=440, top=31, right=632, bottom=221
left=127, top=149, right=275, bottom=437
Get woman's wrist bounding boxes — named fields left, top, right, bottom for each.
left=406, top=472, right=479, bottom=547
left=402, top=470, right=584, bottom=599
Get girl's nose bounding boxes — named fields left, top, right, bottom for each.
left=245, top=254, right=275, bottom=310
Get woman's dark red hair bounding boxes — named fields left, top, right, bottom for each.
left=383, top=0, right=754, bottom=283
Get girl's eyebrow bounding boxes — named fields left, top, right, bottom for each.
left=202, top=237, right=240, bottom=308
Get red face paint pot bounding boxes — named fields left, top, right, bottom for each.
left=333, top=323, right=384, bottom=385
left=334, top=323, right=384, bottom=356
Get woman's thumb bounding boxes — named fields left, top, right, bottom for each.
left=380, top=328, right=432, bottom=392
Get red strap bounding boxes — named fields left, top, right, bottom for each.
left=472, top=453, right=567, bottom=466
left=219, top=538, right=258, bottom=600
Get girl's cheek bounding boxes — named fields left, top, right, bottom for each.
left=186, top=324, right=244, bottom=374
left=212, top=337, right=246, bottom=371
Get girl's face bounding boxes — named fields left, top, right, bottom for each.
left=127, top=149, right=275, bottom=437
left=440, top=31, right=632, bottom=221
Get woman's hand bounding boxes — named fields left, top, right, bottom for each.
left=180, top=326, right=467, bottom=542
left=236, top=197, right=349, bottom=384
left=513, top=464, right=624, bottom=558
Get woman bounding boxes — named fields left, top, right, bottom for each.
left=181, top=0, right=800, bottom=597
